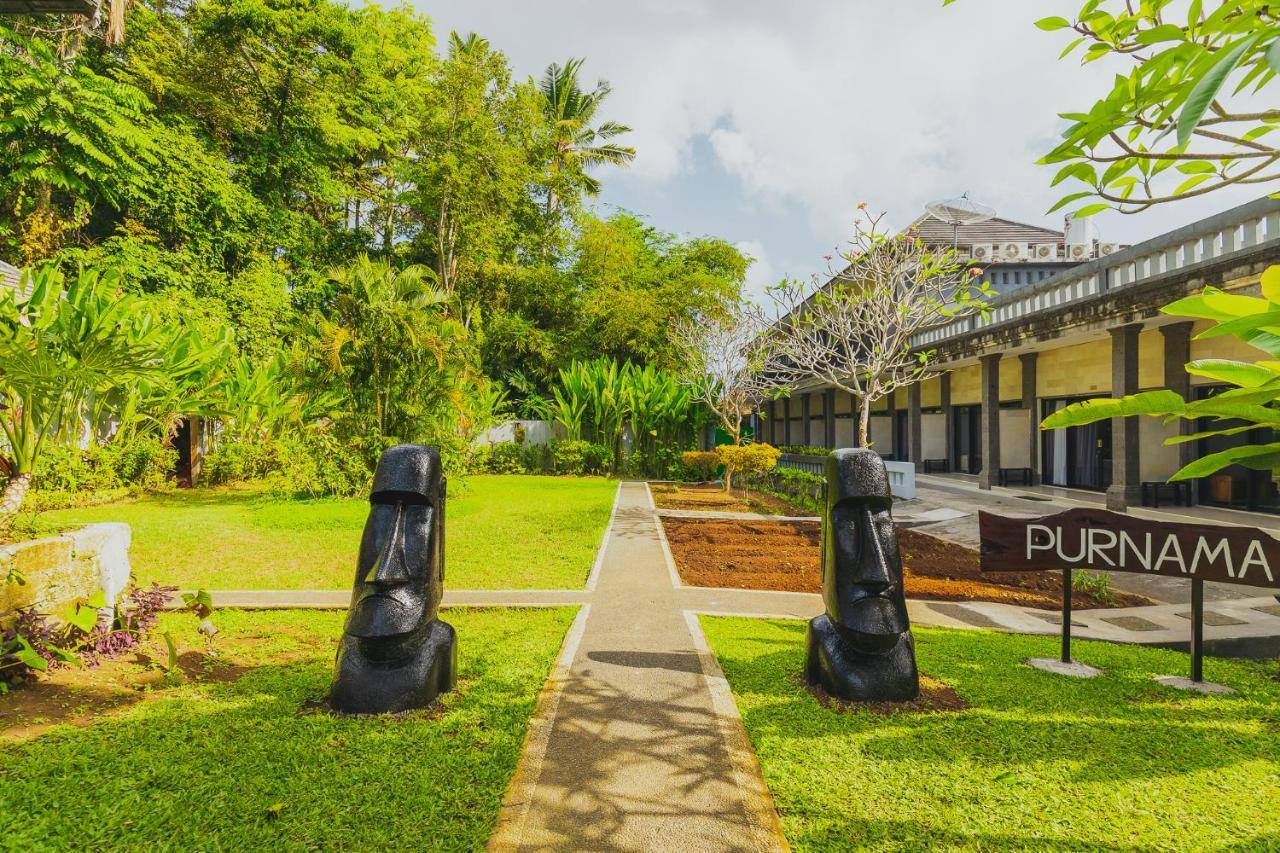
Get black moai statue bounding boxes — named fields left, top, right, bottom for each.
left=329, top=445, right=457, bottom=714
left=805, top=448, right=919, bottom=702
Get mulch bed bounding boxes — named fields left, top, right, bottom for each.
left=806, top=674, right=969, bottom=715
left=650, top=483, right=809, bottom=516
left=662, top=517, right=1150, bottom=610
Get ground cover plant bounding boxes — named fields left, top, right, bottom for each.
left=702, top=616, right=1280, bottom=851
left=0, top=606, right=575, bottom=849
left=42, top=475, right=616, bottom=590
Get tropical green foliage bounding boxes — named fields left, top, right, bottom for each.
left=542, top=358, right=700, bottom=476
left=0, top=266, right=223, bottom=514
left=1012, top=1, right=1280, bottom=215
left=1041, top=264, right=1280, bottom=480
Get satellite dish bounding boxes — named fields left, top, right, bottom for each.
left=926, top=193, right=997, bottom=247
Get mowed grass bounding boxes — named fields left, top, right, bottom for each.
left=42, top=475, right=616, bottom=590
left=701, top=617, right=1280, bottom=851
left=0, top=606, right=575, bottom=851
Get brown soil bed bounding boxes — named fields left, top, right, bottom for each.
left=0, top=640, right=295, bottom=743
left=662, top=517, right=1150, bottom=610
left=650, top=483, right=809, bottom=516
left=807, top=674, right=968, bottom=715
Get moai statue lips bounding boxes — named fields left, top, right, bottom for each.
left=329, top=445, right=457, bottom=714
left=806, top=448, right=919, bottom=702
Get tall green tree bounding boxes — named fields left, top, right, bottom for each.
left=0, top=24, right=156, bottom=263
left=537, top=58, right=635, bottom=251
left=300, top=255, right=470, bottom=451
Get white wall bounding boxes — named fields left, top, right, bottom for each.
left=922, top=413, right=946, bottom=459
left=999, top=409, right=1031, bottom=467
left=869, top=415, right=892, bottom=454
left=1141, top=417, right=1182, bottom=482
left=475, top=419, right=556, bottom=446
left=834, top=418, right=855, bottom=449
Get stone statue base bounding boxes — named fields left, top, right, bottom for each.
left=805, top=614, right=919, bottom=702
left=329, top=619, right=457, bottom=715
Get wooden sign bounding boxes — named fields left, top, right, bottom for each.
left=979, top=506, right=1279, bottom=589
left=978, top=506, right=1278, bottom=683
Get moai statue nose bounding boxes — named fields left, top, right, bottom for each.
left=366, top=505, right=412, bottom=588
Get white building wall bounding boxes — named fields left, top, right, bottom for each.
left=1140, top=417, right=1182, bottom=482
left=869, top=415, right=892, bottom=454
left=922, top=413, right=946, bottom=459
left=999, top=409, right=1031, bottom=467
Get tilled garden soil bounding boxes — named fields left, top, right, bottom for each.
left=650, top=483, right=809, bottom=516
left=662, top=517, right=1149, bottom=610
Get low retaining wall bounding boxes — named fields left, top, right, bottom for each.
left=776, top=453, right=917, bottom=500
left=0, top=523, right=132, bottom=620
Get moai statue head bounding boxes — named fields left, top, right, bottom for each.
left=822, top=448, right=911, bottom=652
left=806, top=448, right=918, bottom=701
left=330, top=445, right=456, bottom=714
left=343, top=444, right=445, bottom=650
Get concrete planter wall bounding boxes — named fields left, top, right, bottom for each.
left=0, top=523, right=132, bottom=623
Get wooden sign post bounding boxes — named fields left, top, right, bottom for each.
left=979, top=507, right=1280, bottom=682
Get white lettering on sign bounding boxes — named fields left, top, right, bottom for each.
left=1021, top=526, right=1273, bottom=581
left=1190, top=538, right=1233, bottom=578
left=1240, top=540, right=1274, bottom=582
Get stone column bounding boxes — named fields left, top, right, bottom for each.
left=1020, top=352, right=1040, bottom=485
left=802, top=393, right=812, bottom=446
left=979, top=354, right=1001, bottom=490
left=1107, top=324, right=1143, bottom=511
left=783, top=397, right=793, bottom=447
left=908, top=383, right=923, bottom=464
left=1161, top=321, right=1196, bottom=501
left=824, top=389, right=836, bottom=448
left=940, top=372, right=953, bottom=469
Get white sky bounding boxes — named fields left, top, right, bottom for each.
left=412, top=0, right=1268, bottom=301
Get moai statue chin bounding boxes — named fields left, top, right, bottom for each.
left=805, top=448, right=920, bottom=702
left=329, top=445, right=457, bottom=715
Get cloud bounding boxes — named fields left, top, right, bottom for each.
left=734, top=239, right=775, bottom=305
left=415, top=0, right=1271, bottom=275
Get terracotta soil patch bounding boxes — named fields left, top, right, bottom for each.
left=661, top=517, right=1149, bottom=610
left=650, top=483, right=809, bottom=516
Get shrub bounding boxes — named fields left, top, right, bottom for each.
left=682, top=450, right=720, bottom=481
left=201, top=438, right=277, bottom=486
left=470, top=442, right=526, bottom=475
left=263, top=432, right=371, bottom=498
left=715, top=442, right=781, bottom=491
left=520, top=442, right=554, bottom=474
left=777, top=445, right=832, bottom=457
left=751, top=466, right=825, bottom=514
left=551, top=440, right=610, bottom=476
left=32, top=438, right=176, bottom=495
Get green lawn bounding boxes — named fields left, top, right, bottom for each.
left=42, top=475, right=616, bottom=590
left=702, top=617, right=1280, bottom=851
left=0, top=606, right=575, bottom=850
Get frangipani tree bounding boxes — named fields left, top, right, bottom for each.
left=1043, top=265, right=1280, bottom=481
left=763, top=206, right=993, bottom=447
left=672, top=298, right=779, bottom=446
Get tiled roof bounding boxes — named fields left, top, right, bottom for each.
left=907, top=214, right=1065, bottom=249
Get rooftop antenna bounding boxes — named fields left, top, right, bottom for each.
left=925, top=192, right=997, bottom=247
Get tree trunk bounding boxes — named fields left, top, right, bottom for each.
left=0, top=473, right=32, bottom=517
left=857, top=398, right=871, bottom=448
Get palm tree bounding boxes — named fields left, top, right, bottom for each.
left=310, top=255, right=458, bottom=443
left=538, top=58, right=636, bottom=216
